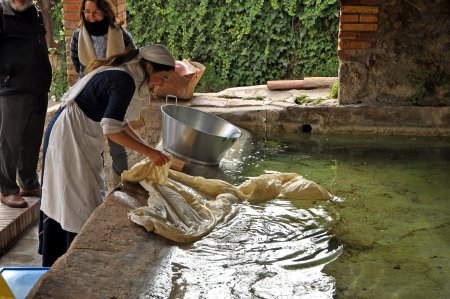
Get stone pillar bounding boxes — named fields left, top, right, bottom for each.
left=337, top=0, right=450, bottom=106
left=63, top=0, right=127, bottom=85
left=338, top=0, right=380, bottom=104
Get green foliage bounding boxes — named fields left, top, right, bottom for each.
left=217, top=95, right=266, bottom=101
left=315, top=97, right=325, bottom=103
left=50, top=67, right=68, bottom=101
left=294, top=94, right=310, bottom=104
left=218, top=94, right=236, bottom=99
left=127, top=0, right=339, bottom=92
left=49, top=1, right=68, bottom=100
left=294, top=94, right=325, bottom=105
left=50, top=0, right=64, bottom=47
left=328, top=79, right=339, bottom=98
left=408, top=70, right=450, bottom=105
left=196, top=62, right=228, bottom=92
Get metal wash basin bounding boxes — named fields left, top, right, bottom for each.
left=161, top=104, right=242, bottom=165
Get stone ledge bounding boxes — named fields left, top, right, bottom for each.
left=193, top=104, right=450, bottom=137
left=28, top=182, right=176, bottom=299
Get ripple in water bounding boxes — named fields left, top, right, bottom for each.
left=170, top=199, right=342, bottom=299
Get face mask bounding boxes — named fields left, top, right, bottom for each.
left=84, top=18, right=109, bottom=36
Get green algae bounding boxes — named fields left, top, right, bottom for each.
left=232, top=133, right=450, bottom=298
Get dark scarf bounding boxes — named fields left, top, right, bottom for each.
left=84, top=17, right=109, bottom=36
left=13, top=5, right=37, bottom=23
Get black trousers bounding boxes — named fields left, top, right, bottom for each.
left=38, top=211, right=77, bottom=267
left=0, top=94, right=47, bottom=195
left=107, top=138, right=128, bottom=174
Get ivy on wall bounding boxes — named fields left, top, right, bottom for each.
left=127, top=0, right=339, bottom=92
left=49, top=0, right=68, bottom=100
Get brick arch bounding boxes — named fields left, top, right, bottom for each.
left=62, top=0, right=128, bottom=85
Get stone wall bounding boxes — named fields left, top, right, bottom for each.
left=62, top=0, right=127, bottom=85
left=338, top=0, right=450, bottom=106
left=61, top=0, right=449, bottom=106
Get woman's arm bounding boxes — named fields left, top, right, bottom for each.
left=122, top=124, right=145, bottom=143
left=70, top=29, right=82, bottom=74
left=121, top=27, right=137, bottom=49
left=106, top=128, right=169, bottom=166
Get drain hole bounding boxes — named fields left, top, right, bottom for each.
left=302, top=124, right=312, bottom=133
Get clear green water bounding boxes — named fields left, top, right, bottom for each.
left=171, top=134, right=450, bottom=298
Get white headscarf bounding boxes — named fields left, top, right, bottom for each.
left=122, top=45, right=175, bottom=121
left=138, top=44, right=176, bottom=67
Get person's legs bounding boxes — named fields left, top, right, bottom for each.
left=38, top=211, right=77, bottom=267
left=0, top=95, right=30, bottom=196
left=108, top=138, right=128, bottom=174
left=17, top=94, right=48, bottom=191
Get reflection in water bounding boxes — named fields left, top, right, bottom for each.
left=169, top=133, right=450, bottom=298
left=170, top=200, right=342, bottom=298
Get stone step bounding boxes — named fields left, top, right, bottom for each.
left=0, top=198, right=40, bottom=255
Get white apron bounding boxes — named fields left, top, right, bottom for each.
left=40, top=102, right=106, bottom=233
left=41, top=66, right=125, bottom=233
left=40, top=60, right=152, bottom=233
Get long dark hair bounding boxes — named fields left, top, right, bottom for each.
left=85, top=49, right=175, bottom=92
left=78, top=0, right=121, bottom=27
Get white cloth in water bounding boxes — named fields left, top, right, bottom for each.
left=121, top=157, right=169, bottom=185
left=129, top=180, right=238, bottom=243
left=281, top=175, right=331, bottom=200
left=123, top=159, right=332, bottom=243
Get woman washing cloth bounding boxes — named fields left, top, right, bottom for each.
left=39, top=45, right=175, bottom=267
left=71, top=0, right=137, bottom=175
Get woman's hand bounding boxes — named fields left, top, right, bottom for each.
left=106, top=129, right=170, bottom=166
left=146, top=148, right=170, bottom=166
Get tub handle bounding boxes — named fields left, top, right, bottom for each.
left=229, top=132, right=242, bottom=139
left=166, top=95, right=178, bottom=105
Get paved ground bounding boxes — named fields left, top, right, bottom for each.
left=0, top=222, right=41, bottom=267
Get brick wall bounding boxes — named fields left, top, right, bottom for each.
left=62, top=0, right=127, bottom=85
left=338, top=0, right=380, bottom=60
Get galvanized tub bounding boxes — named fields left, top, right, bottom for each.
left=161, top=104, right=242, bottom=165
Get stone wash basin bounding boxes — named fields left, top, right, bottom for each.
left=28, top=182, right=177, bottom=298
left=31, top=87, right=450, bottom=298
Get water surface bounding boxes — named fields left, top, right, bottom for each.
left=170, top=133, right=450, bottom=298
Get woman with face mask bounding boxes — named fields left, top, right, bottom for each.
left=70, top=0, right=136, bottom=78
left=70, top=0, right=137, bottom=175
left=39, top=45, right=175, bottom=267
